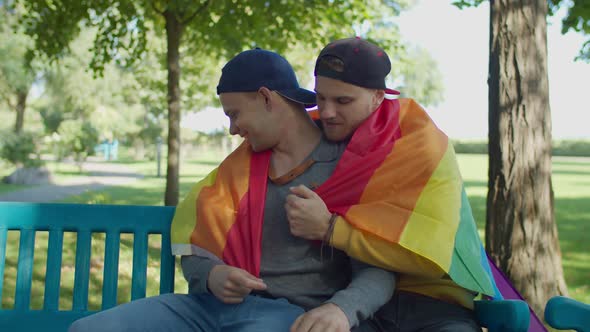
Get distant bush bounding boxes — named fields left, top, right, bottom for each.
left=452, top=139, right=590, bottom=157
left=553, top=140, right=590, bottom=157
left=0, top=131, right=43, bottom=168
left=52, top=120, right=100, bottom=167
left=452, top=140, right=488, bottom=154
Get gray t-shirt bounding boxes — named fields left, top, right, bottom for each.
left=182, top=135, right=395, bottom=327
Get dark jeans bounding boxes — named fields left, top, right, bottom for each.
left=372, top=291, right=482, bottom=332
left=354, top=317, right=384, bottom=332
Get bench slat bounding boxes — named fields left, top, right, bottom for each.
left=160, top=230, right=174, bottom=294
left=131, top=231, right=148, bottom=300
left=72, top=231, right=91, bottom=311
left=0, top=228, right=6, bottom=304
left=102, top=231, right=120, bottom=309
left=15, top=229, right=35, bottom=310
left=44, top=229, right=64, bottom=311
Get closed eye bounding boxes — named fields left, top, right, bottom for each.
left=337, top=97, right=352, bottom=104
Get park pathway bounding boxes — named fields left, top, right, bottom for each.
left=0, top=159, right=142, bottom=203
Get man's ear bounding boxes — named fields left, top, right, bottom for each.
left=258, top=87, right=274, bottom=111
left=372, top=89, right=386, bottom=109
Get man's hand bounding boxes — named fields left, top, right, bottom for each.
left=290, top=303, right=350, bottom=332
left=207, top=265, right=267, bottom=304
left=285, top=185, right=332, bottom=240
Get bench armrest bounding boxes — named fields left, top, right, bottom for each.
left=545, top=296, right=590, bottom=332
left=474, top=299, right=530, bottom=332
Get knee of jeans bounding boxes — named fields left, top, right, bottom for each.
left=68, top=318, right=88, bottom=332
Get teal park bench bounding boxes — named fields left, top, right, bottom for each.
left=1, top=202, right=532, bottom=332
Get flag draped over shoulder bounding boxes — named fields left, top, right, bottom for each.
left=171, top=143, right=271, bottom=275
left=171, top=98, right=496, bottom=296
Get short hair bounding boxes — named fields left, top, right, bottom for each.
left=316, top=55, right=344, bottom=73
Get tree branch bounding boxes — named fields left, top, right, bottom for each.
left=0, top=73, right=15, bottom=109
left=180, top=0, right=211, bottom=25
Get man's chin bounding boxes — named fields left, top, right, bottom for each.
left=324, top=130, right=350, bottom=143
left=250, top=143, right=268, bottom=153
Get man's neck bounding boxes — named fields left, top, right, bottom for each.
left=270, top=115, right=321, bottom=178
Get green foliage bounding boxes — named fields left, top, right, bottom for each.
left=0, top=4, right=37, bottom=127
left=451, top=0, right=484, bottom=9
left=53, top=120, right=100, bottom=165
left=395, top=46, right=444, bottom=106
left=551, top=0, right=590, bottom=61
left=0, top=131, right=42, bottom=167
left=553, top=140, right=590, bottom=157
left=38, top=106, right=65, bottom=134
left=452, top=140, right=488, bottom=155
left=18, top=0, right=402, bottom=72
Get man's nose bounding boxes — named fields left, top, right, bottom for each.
left=319, top=103, right=336, bottom=119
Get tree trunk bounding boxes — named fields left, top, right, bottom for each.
left=487, top=0, right=568, bottom=317
left=14, top=89, right=28, bottom=134
left=164, top=10, right=184, bottom=206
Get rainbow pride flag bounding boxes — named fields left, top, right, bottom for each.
left=171, top=97, right=497, bottom=297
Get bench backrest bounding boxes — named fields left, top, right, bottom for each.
left=0, top=202, right=176, bottom=332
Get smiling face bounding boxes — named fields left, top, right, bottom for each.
left=219, top=91, right=278, bottom=152
left=314, top=76, right=384, bottom=142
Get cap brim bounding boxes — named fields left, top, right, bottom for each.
left=276, top=88, right=317, bottom=108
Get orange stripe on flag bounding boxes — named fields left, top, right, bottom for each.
left=191, top=143, right=251, bottom=258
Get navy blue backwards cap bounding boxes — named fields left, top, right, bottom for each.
left=217, top=48, right=316, bottom=106
left=314, top=37, right=400, bottom=95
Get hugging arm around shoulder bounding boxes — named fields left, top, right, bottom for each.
left=330, top=217, right=446, bottom=278
left=325, top=258, right=396, bottom=328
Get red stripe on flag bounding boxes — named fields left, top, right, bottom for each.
left=222, top=150, right=271, bottom=276
left=316, top=99, right=402, bottom=214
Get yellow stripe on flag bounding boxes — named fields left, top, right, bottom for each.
left=400, top=144, right=462, bottom=271
left=171, top=168, right=219, bottom=250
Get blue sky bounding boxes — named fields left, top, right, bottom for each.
left=185, top=0, right=590, bottom=139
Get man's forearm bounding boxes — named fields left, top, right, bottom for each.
left=331, top=217, right=447, bottom=278
left=180, top=255, right=222, bottom=294
left=325, top=259, right=395, bottom=328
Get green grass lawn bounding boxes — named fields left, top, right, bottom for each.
left=1, top=153, right=589, bottom=311
left=458, top=155, right=590, bottom=304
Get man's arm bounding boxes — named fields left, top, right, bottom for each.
left=181, top=255, right=221, bottom=294
left=330, top=218, right=446, bottom=278
left=181, top=255, right=267, bottom=303
left=327, top=258, right=396, bottom=327
left=286, top=185, right=446, bottom=278
left=291, top=258, right=395, bottom=331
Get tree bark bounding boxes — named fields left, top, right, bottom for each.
left=14, top=89, right=28, bottom=134
left=487, top=0, right=568, bottom=317
left=164, top=10, right=184, bottom=206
